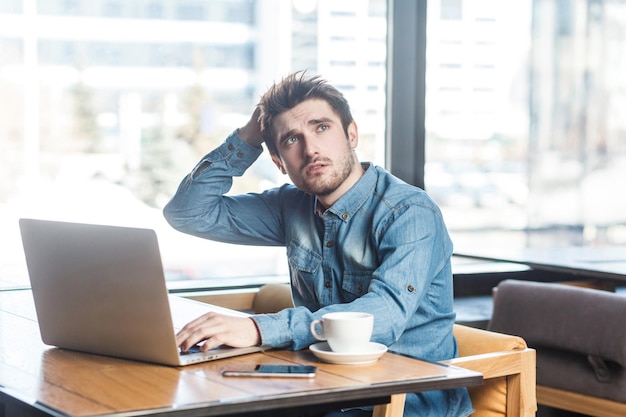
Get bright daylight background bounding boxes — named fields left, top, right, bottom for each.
left=1, top=0, right=625, bottom=291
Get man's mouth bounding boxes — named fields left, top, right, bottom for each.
left=305, top=162, right=327, bottom=176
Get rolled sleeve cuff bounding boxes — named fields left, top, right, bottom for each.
left=252, top=313, right=293, bottom=349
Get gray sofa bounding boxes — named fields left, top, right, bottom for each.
left=488, top=279, right=626, bottom=404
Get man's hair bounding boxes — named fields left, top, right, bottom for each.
left=259, top=71, right=354, bottom=156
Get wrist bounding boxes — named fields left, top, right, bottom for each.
left=237, top=124, right=263, bottom=148
left=249, top=317, right=263, bottom=346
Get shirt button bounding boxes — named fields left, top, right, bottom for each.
left=341, top=213, right=349, bottom=220
left=236, top=151, right=244, bottom=158
left=407, top=285, right=415, bottom=292
left=227, top=144, right=234, bottom=151
left=326, top=241, right=334, bottom=248
left=325, top=281, right=332, bottom=288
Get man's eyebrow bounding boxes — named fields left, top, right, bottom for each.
left=308, top=117, right=333, bottom=125
left=278, top=118, right=334, bottom=144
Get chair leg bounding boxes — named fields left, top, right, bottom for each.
left=372, top=393, right=406, bottom=417
left=519, top=348, right=537, bottom=417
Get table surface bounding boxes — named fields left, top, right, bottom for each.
left=455, top=245, right=626, bottom=281
left=0, top=290, right=482, bottom=417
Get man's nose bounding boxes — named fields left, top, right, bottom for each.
left=302, top=135, right=320, bottom=157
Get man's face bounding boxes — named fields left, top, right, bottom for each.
left=270, top=98, right=361, bottom=206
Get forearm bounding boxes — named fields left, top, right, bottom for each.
left=163, top=131, right=263, bottom=240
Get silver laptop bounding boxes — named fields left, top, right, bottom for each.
left=19, top=218, right=264, bottom=366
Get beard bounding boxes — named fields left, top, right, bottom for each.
left=296, top=145, right=357, bottom=196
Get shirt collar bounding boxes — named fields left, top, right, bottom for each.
left=315, top=163, right=375, bottom=222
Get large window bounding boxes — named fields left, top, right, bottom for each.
left=0, top=0, right=387, bottom=290
left=424, top=0, right=626, bottom=251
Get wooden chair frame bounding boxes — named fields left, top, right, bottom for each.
left=537, top=386, right=626, bottom=417
left=373, top=342, right=536, bottom=417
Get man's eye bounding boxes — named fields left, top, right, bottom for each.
left=317, top=124, right=329, bottom=132
left=286, top=136, right=299, bottom=144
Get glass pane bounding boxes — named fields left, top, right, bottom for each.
left=425, top=0, right=626, bottom=251
left=0, top=0, right=387, bottom=290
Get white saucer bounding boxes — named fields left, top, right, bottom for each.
left=309, top=342, right=388, bottom=365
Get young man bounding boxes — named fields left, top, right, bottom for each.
left=163, top=72, right=473, bottom=417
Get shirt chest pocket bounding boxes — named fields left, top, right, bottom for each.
left=341, top=271, right=372, bottom=299
left=287, top=241, right=322, bottom=306
left=287, top=241, right=322, bottom=273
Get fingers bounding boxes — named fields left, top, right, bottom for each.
left=238, top=107, right=264, bottom=147
left=176, top=313, right=261, bottom=352
left=176, top=312, right=222, bottom=352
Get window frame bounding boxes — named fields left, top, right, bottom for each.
left=386, top=0, right=427, bottom=190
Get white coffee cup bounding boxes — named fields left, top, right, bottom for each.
left=310, top=312, right=373, bottom=353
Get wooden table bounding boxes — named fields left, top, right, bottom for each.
left=0, top=289, right=482, bottom=417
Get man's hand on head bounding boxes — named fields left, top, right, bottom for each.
left=238, top=107, right=264, bottom=148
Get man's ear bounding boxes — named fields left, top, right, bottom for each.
left=348, top=121, right=359, bottom=149
left=271, top=155, right=287, bottom=174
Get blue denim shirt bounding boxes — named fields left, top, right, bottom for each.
left=163, top=131, right=473, bottom=417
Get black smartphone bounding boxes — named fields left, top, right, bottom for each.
left=221, top=364, right=317, bottom=378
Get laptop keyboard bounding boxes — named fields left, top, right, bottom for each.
left=180, top=345, right=202, bottom=355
